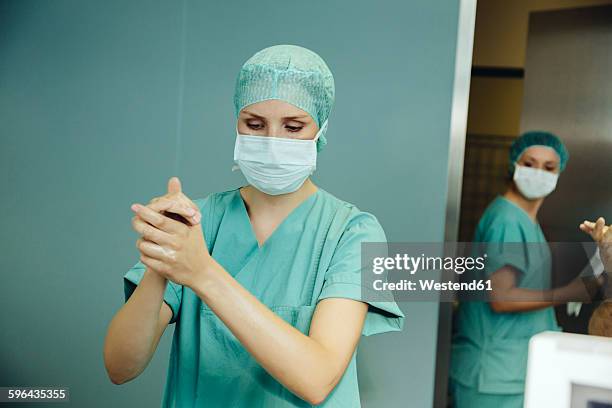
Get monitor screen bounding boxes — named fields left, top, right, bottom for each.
left=572, top=383, right=612, bottom=408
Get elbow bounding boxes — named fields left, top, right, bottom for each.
left=103, top=342, right=138, bottom=385
left=303, top=388, right=331, bottom=406
left=301, top=372, right=341, bottom=406
left=108, top=372, right=127, bottom=386
left=103, top=357, right=130, bottom=385
left=489, top=289, right=513, bottom=313
left=104, top=356, right=126, bottom=385
left=104, top=358, right=141, bottom=385
left=490, top=300, right=511, bottom=313
left=104, top=362, right=137, bottom=385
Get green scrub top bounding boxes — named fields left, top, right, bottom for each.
left=450, top=196, right=561, bottom=397
left=124, top=187, right=404, bottom=407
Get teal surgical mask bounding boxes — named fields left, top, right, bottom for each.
left=232, top=121, right=327, bottom=195
left=513, top=164, right=559, bottom=200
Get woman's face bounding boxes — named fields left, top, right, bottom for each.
left=237, top=99, right=319, bottom=140
left=516, top=146, right=561, bottom=174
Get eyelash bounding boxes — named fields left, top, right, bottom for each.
left=246, top=123, right=303, bottom=132
left=524, top=162, right=556, bottom=171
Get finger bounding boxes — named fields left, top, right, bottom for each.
left=164, top=190, right=200, bottom=214
left=148, top=197, right=199, bottom=221
left=131, top=203, right=184, bottom=234
left=140, top=254, right=168, bottom=274
left=132, top=216, right=174, bottom=246
left=148, top=196, right=162, bottom=205
left=580, top=223, right=597, bottom=240
left=168, top=177, right=182, bottom=195
left=598, top=218, right=609, bottom=239
left=136, top=238, right=175, bottom=261
left=164, top=178, right=197, bottom=213
left=150, top=197, right=201, bottom=226
left=177, top=191, right=200, bottom=211
left=163, top=211, right=201, bottom=226
left=601, top=224, right=612, bottom=252
left=147, top=197, right=190, bottom=214
left=594, top=218, right=606, bottom=241
left=584, top=220, right=598, bottom=228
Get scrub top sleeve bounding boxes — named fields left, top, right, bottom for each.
left=122, top=194, right=213, bottom=324
left=481, top=221, right=529, bottom=278
left=123, top=262, right=183, bottom=324
left=317, top=211, right=405, bottom=336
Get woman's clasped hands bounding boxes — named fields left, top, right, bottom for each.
left=130, top=177, right=212, bottom=288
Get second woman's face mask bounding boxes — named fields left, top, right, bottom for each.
left=513, top=164, right=559, bottom=200
left=233, top=121, right=327, bottom=195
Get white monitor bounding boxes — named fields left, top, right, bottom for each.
left=525, top=331, right=612, bottom=408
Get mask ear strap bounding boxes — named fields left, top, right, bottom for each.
left=313, top=120, right=328, bottom=142
left=233, top=121, right=240, bottom=172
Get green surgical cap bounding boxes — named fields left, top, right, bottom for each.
left=233, top=44, right=335, bottom=152
left=509, top=131, right=569, bottom=172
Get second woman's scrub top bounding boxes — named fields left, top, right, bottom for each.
left=124, top=187, right=405, bottom=407
left=450, top=196, right=561, bottom=398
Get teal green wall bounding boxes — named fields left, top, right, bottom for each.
left=1, top=0, right=461, bottom=406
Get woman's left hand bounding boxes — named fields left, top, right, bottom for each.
left=131, top=200, right=212, bottom=289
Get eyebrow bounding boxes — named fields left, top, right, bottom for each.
left=523, top=155, right=559, bottom=165
left=241, top=110, right=309, bottom=120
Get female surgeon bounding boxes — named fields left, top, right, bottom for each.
left=449, top=131, right=606, bottom=408
left=103, top=44, right=404, bottom=407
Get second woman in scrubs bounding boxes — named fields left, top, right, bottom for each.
left=450, top=132, right=605, bottom=408
left=103, top=44, right=404, bottom=407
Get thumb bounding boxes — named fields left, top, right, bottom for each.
left=168, top=176, right=182, bottom=195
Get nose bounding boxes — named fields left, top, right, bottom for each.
left=268, top=123, right=283, bottom=138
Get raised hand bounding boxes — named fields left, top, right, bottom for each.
left=130, top=177, right=211, bottom=288
left=146, top=177, right=201, bottom=225
left=580, top=217, right=612, bottom=274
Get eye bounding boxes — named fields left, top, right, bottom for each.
left=247, top=123, right=264, bottom=130
left=285, top=125, right=303, bottom=132
left=523, top=162, right=533, bottom=167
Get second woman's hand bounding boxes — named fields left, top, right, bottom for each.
left=580, top=217, right=612, bottom=273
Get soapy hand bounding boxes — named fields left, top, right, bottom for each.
left=130, top=177, right=211, bottom=288
left=145, top=177, right=201, bottom=225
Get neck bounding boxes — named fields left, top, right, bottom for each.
left=241, top=179, right=318, bottom=212
left=503, top=185, right=544, bottom=222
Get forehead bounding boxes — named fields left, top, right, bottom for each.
left=239, top=99, right=311, bottom=119
left=519, top=145, right=560, bottom=163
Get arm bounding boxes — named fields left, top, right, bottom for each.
left=488, top=266, right=557, bottom=313
left=103, top=268, right=173, bottom=384
left=194, top=261, right=368, bottom=405
left=104, top=178, right=200, bottom=384
left=489, top=265, right=603, bottom=313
